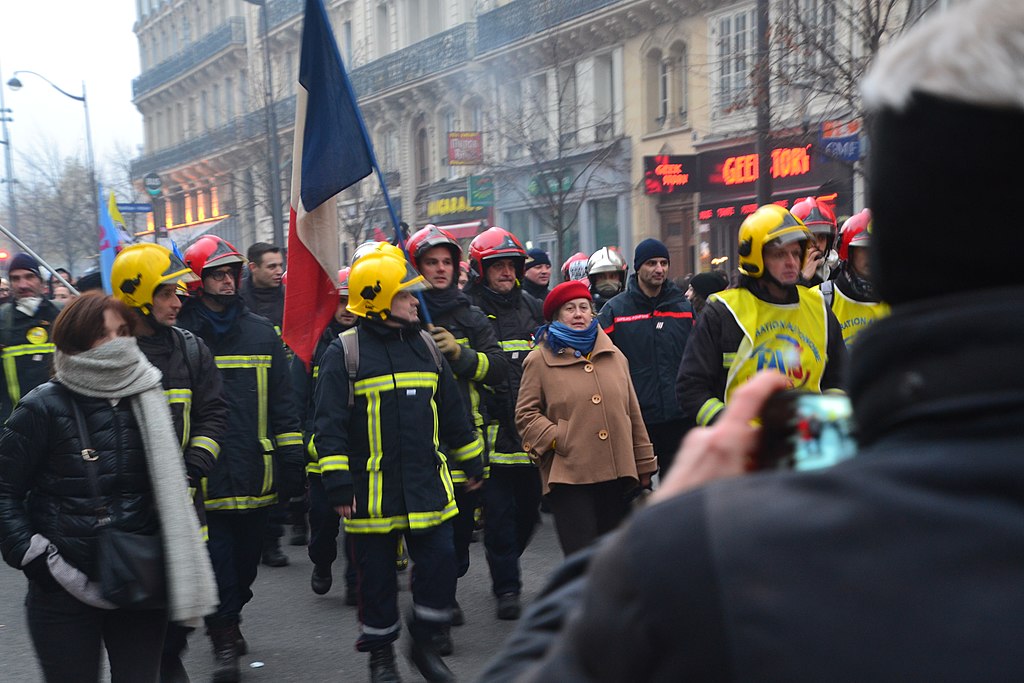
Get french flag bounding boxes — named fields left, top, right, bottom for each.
left=283, top=0, right=374, bottom=366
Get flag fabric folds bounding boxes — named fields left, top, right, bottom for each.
left=283, top=0, right=374, bottom=365
left=98, top=185, right=121, bottom=294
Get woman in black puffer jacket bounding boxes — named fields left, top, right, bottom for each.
left=0, top=293, right=216, bottom=683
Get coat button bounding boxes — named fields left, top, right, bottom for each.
left=598, top=430, right=609, bottom=440
left=584, top=364, right=594, bottom=373
left=523, top=441, right=532, bottom=451
left=591, top=394, right=602, bottom=404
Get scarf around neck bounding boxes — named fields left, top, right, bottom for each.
left=537, top=319, right=599, bottom=357
left=52, top=337, right=218, bottom=625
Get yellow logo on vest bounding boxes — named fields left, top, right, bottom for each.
left=26, top=326, right=49, bottom=345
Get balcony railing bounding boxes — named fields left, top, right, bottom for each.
left=133, top=18, right=247, bottom=98
left=131, top=95, right=297, bottom=179
left=268, top=0, right=304, bottom=29
left=477, top=0, right=621, bottom=54
left=350, top=24, right=474, bottom=99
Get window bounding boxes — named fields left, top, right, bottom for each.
left=713, top=7, right=757, bottom=115
left=200, top=90, right=209, bottom=132
left=557, top=64, right=578, bottom=148
left=406, top=0, right=424, bottom=45
left=593, top=54, right=616, bottom=141
left=342, top=20, right=353, bottom=65
left=377, top=3, right=391, bottom=58
left=380, top=127, right=399, bottom=171
left=426, top=0, right=443, bottom=35
left=212, top=84, right=221, bottom=127
left=528, top=73, right=549, bottom=153
left=283, top=52, right=295, bottom=96
left=591, top=198, right=619, bottom=250
left=777, top=0, right=837, bottom=100
left=673, top=43, right=689, bottom=125
left=225, top=77, right=235, bottom=120
left=416, top=126, right=430, bottom=186
left=440, top=109, right=458, bottom=179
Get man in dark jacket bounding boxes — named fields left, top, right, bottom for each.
left=313, top=249, right=485, bottom=683
left=464, top=227, right=545, bottom=621
left=0, top=253, right=62, bottom=418
left=481, top=3, right=1024, bottom=679
left=676, top=206, right=846, bottom=429
left=409, top=225, right=508, bottom=645
left=111, top=243, right=229, bottom=682
left=521, top=248, right=551, bottom=301
left=598, top=239, right=694, bottom=474
left=179, top=235, right=304, bottom=683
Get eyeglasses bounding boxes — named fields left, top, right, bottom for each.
left=205, top=269, right=234, bottom=282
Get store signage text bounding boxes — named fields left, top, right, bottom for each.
left=428, top=195, right=484, bottom=217
left=721, top=146, right=812, bottom=186
left=644, top=155, right=697, bottom=194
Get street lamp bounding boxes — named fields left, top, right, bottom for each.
left=0, top=60, right=18, bottom=233
left=6, top=70, right=100, bottom=240
left=242, top=0, right=286, bottom=248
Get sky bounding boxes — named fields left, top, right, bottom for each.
left=0, top=0, right=143, bottom=185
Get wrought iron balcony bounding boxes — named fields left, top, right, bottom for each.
left=477, top=0, right=621, bottom=54
left=268, top=0, right=304, bottom=29
left=133, top=18, right=247, bottom=99
left=131, top=95, right=297, bottom=179
left=350, top=24, right=475, bottom=99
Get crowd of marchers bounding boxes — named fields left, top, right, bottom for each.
left=2, top=1, right=1021, bottom=681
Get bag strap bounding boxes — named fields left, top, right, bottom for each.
left=61, top=385, right=110, bottom=527
left=820, top=280, right=835, bottom=308
left=340, top=328, right=359, bottom=409
left=173, top=326, right=201, bottom=388
left=418, top=329, right=444, bottom=373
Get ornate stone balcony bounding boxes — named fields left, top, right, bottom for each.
left=350, top=24, right=475, bottom=98
left=133, top=18, right=247, bottom=99
left=476, top=0, right=621, bottom=53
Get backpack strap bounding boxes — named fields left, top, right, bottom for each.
left=173, top=326, right=201, bottom=387
left=340, top=328, right=360, bottom=409
left=419, top=329, right=444, bottom=374
left=820, top=280, right=835, bottom=308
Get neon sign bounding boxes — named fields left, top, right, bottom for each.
left=644, top=155, right=697, bottom=194
left=721, top=146, right=812, bottom=186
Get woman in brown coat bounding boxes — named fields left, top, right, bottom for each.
left=516, top=281, right=657, bottom=555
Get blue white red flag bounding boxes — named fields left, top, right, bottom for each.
left=283, top=0, right=374, bottom=365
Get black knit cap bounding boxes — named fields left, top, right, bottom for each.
left=7, top=252, right=42, bottom=279
left=869, top=93, right=1024, bottom=304
left=525, top=248, right=551, bottom=270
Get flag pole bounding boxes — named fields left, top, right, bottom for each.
left=0, top=220, right=79, bottom=294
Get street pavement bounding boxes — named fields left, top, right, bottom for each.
left=0, top=516, right=565, bottom=682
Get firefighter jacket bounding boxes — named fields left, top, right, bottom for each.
left=423, top=288, right=508, bottom=483
left=178, top=297, right=304, bottom=512
left=598, top=275, right=694, bottom=427
left=464, top=282, right=544, bottom=466
left=291, top=319, right=352, bottom=476
left=676, top=279, right=847, bottom=427
left=137, top=325, right=228, bottom=531
left=312, top=320, right=485, bottom=534
left=818, top=268, right=891, bottom=347
left=0, top=298, right=61, bottom=418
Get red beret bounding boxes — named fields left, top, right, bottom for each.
left=543, top=280, right=593, bottom=321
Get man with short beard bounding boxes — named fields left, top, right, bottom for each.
left=0, top=253, right=62, bottom=418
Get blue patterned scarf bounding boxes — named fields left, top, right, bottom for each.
left=536, top=319, right=599, bottom=357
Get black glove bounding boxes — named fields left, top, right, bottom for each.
left=277, top=463, right=307, bottom=501
left=23, top=554, right=61, bottom=593
left=184, top=446, right=216, bottom=482
left=185, top=462, right=205, bottom=489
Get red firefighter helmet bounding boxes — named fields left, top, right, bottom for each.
left=468, top=227, right=526, bottom=281
left=791, top=196, right=838, bottom=252
left=337, top=267, right=351, bottom=296
left=561, top=252, right=590, bottom=282
left=838, top=209, right=873, bottom=261
left=183, top=235, right=245, bottom=292
left=407, top=224, right=462, bottom=269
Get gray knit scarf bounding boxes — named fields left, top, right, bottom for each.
left=49, top=336, right=218, bottom=625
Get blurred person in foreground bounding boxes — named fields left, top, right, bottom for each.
left=516, top=281, right=656, bottom=556
left=479, top=1, right=1024, bottom=680
left=0, top=293, right=216, bottom=683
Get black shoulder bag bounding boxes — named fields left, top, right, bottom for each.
left=69, top=390, right=167, bottom=610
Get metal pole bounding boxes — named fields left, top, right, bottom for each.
left=0, top=61, right=18, bottom=232
left=259, top=2, right=285, bottom=247
left=80, top=81, right=102, bottom=244
left=755, top=0, right=773, bottom=206
left=0, top=220, right=79, bottom=294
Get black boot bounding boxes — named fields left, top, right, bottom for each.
left=208, top=626, right=240, bottom=683
left=261, top=538, right=289, bottom=567
left=408, top=619, right=454, bottom=683
left=369, top=644, right=402, bottom=683
left=230, top=623, right=248, bottom=656
left=311, top=564, right=333, bottom=595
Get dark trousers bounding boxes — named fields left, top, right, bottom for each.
left=352, top=523, right=455, bottom=652
left=452, top=486, right=482, bottom=580
left=646, top=418, right=691, bottom=476
left=205, top=507, right=270, bottom=628
left=483, top=466, right=542, bottom=596
left=546, top=480, right=632, bottom=556
left=26, top=581, right=167, bottom=683
left=308, top=474, right=356, bottom=592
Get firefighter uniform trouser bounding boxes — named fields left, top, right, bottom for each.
left=352, top=522, right=455, bottom=652
left=307, top=474, right=356, bottom=592
left=453, top=485, right=482, bottom=580
left=205, top=507, right=271, bottom=629
left=646, top=418, right=691, bottom=477
left=483, top=466, right=542, bottom=597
